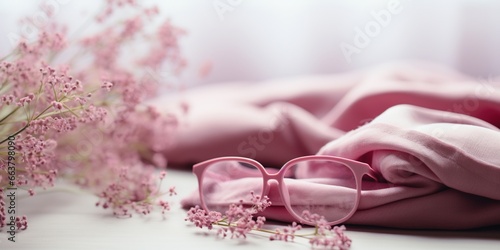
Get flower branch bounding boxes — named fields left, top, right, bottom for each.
left=185, top=192, right=352, bottom=249
left=1, top=0, right=185, bottom=232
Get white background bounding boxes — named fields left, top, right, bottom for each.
left=1, top=0, right=500, bottom=87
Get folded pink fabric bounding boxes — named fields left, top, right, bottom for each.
left=154, top=62, right=500, bottom=229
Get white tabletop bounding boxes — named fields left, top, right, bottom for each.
left=1, top=168, right=499, bottom=250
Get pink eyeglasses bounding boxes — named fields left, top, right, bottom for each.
left=193, top=155, right=377, bottom=226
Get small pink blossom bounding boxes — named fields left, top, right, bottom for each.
left=17, top=93, right=35, bottom=106
left=15, top=215, right=28, bottom=231
left=250, top=191, right=271, bottom=212
left=168, top=186, right=177, bottom=196
left=51, top=101, right=63, bottom=110
left=185, top=205, right=223, bottom=230
left=0, top=190, right=6, bottom=228
left=1, top=94, right=15, bottom=105
left=309, top=225, right=351, bottom=250
left=101, top=81, right=114, bottom=91
left=270, top=222, right=302, bottom=242
left=158, top=200, right=170, bottom=214
left=158, top=171, right=167, bottom=180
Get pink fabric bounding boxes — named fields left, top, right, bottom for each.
left=154, top=62, right=500, bottom=229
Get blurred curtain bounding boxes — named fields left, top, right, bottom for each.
left=1, top=0, right=499, bottom=85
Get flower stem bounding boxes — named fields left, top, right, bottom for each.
left=0, top=106, right=21, bottom=124
left=0, top=48, right=17, bottom=61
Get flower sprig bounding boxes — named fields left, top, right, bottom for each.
left=1, top=1, right=185, bottom=231
left=185, top=192, right=352, bottom=250
left=95, top=170, right=177, bottom=217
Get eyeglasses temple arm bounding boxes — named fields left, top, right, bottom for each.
left=365, top=167, right=383, bottom=182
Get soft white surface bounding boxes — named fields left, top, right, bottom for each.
left=1, top=169, right=499, bottom=250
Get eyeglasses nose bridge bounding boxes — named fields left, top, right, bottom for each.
left=260, top=176, right=291, bottom=209
left=261, top=174, right=280, bottom=194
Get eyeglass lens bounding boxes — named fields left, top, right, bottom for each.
left=200, top=160, right=264, bottom=213
left=283, top=159, right=358, bottom=224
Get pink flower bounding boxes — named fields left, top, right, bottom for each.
left=15, top=216, right=28, bottom=231
left=158, top=200, right=171, bottom=214
left=0, top=190, right=6, bottom=228
left=158, top=171, right=167, bottom=180
left=270, top=222, right=302, bottom=242
left=185, top=206, right=223, bottom=230
left=309, top=225, right=352, bottom=250
left=101, top=81, right=114, bottom=91
left=51, top=101, right=63, bottom=110
left=16, top=93, right=35, bottom=106
left=168, top=186, right=177, bottom=196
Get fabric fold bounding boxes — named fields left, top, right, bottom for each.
left=154, top=62, right=500, bottom=229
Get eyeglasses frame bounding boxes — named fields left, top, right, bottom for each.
left=193, top=155, right=377, bottom=226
